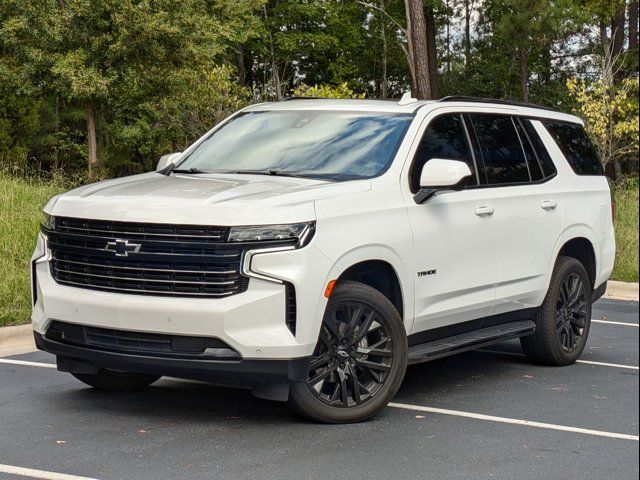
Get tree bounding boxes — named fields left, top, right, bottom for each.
left=567, top=48, right=639, bottom=178
left=404, top=0, right=436, bottom=99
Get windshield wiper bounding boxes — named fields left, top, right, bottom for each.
left=232, top=170, right=336, bottom=181
left=170, top=167, right=209, bottom=175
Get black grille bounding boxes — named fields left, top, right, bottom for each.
left=46, top=321, right=240, bottom=359
left=45, top=216, right=253, bottom=298
left=285, top=282, right=297, bottom=336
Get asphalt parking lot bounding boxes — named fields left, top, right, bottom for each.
left=1, top=298, right=637, bottom=480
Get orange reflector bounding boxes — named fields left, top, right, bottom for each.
left=324, top=280, right=337, bottom=298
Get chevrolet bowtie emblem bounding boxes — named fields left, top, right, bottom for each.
left=104, top=239, right=142, bottom=257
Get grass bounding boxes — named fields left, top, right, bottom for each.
left=612, top=177, right=639, bottom=282
left=0, top=175, right=65, bottom=326
left=0, top=174, right=638, bottom=327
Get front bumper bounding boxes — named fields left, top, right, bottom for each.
left=34, top=332, right=310, bottom=386
left=31, top=232, right=332, bottom=360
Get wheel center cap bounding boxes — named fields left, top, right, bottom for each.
left=336, top=348, right=350, bottom=359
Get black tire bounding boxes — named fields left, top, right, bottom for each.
left=289, top=280, right=407, bottom=423
left=521, top=256, right=592, bottom=366
left=72, top=369, right=160, bottom=392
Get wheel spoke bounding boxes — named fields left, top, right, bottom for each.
left=308, top=367, right=332, bottom=386
left=309, top=354, right=331, bottom=371
left=355, top=358, right=391, bottom=372
left=348, top=364, right=362, bottom=404
left=351, top=310, right=376, bottom=345
left=339, top=370, right=349, bottom=406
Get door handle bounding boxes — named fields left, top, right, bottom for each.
left=475, top=206, right=494, bottom=217
left=541, top=200, right=558, bottom=211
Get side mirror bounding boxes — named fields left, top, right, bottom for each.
left=156, top=152, right=182, bottom=171
left=415, top=159, right=473, bottom=204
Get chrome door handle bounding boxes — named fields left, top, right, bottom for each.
left=475, top=206, right=494, bottom=217
left=541, top=200, right=558, bottom=210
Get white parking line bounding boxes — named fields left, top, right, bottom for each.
left=0, top=358, right=56, bottom=368
left=592, top=319, right=638, bottom=327
left=388, top=403, right=639, bottom=442
left=479, top=349, right=639, bottom=370
left=0, top=464, right=99, bottom=480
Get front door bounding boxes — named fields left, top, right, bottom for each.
left=407, top=113, right=499, bottom=335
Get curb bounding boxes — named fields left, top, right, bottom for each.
left=605, top=280, right=640, bottom=301
left=0, top=324, right=35, bottom=357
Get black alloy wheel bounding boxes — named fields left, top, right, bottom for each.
left=289, top=280, right=407, bottom=423
left=521, top=256, right=592, bottom=366
left=306, top=301, right=394, bottom=407
left=556, top=272, right=588, bottom=352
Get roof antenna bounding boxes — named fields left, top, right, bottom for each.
left=398, top=91, right=418, bottom=106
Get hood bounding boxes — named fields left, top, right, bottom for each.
left=46, top=172, right=371, bottom=226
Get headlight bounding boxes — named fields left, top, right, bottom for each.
left=41, top=212, right=55, bottom=230
left=228, top=222, right=315, bottom=247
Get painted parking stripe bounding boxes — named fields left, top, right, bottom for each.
left=388, top=403, right=639, bottom=442
left=0, top=358, right=56, bottom=368
left=592, top=319, right=638, bottom=327
left=479, top=349, right=639, bottom=370
left=0, top=464, right=99, bottom=480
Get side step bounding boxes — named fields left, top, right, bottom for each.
left=407, top=320, right=536, bottom=365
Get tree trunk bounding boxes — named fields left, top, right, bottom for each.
left=445, top=0, right=451, bottom=76
left=425, top=3, right=438, bottom=98
left=518, top=45, right=528, bottom=102
left=404, top=0, right=433, bottom=99
left=85, top=100, right=98, bottom=178
left=599, top=21, right=610, bottom=51
left=237, top=46, right=246, bottom=87
left=379, top=0, right=388, bottom=98
left=629, top=1, right=639, bottom=50
left=611, top=4, right=626, bottom=82
left=464, top=0, right=471, bottom=67
left=263, top=5, right=282, bottom=100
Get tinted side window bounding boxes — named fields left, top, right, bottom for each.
left=515, top=119, right=544, bottom=181
left=522, top=119, right=557, bottom=179
left=410, top=114, right=475, bottom=192
left=542, top=121, right=604, bottom=175
left=469, top=114, right=530, bottom=184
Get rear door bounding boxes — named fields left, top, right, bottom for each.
left=466, top=114, right=563, bottom=314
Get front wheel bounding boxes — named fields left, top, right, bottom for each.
left=289, top=280, right=407, bottom=423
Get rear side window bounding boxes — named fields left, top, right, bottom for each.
left=517, top=119, right=557, bottom=181
left=542, top=121, right=604, bottom=175
left=468, top=114, right=530, bottom=184
left=410, top=114, right=476, bottom=192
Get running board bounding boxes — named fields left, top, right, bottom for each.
left=407, top=320, right=536, bottom=365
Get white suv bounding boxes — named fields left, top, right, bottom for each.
left=31, top=96, right=615, bottom=423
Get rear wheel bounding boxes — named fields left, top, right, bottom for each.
left=289, top=280, right=407, bottom=423
left=521, top=256, right=592, bottom=366
left=72, top=369, right=160, bottom=392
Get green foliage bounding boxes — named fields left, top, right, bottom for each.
left=292, top=83, right=366, bottom=99
left=612, top=177, right=639, bottom=282
left=0, top=174, right=66, bottom=326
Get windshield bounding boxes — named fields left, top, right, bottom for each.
left=177, top=111, right=414, bottom=181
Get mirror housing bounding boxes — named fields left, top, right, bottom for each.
left=414, top=159, right=473, bottom=204
left=156, top=152, right=182, bottom=171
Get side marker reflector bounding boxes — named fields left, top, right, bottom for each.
left=324, top=280, right=337, bottom=298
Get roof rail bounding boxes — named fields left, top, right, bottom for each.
left=438, top=96, right=559, bottom=112
left=281, top=96, right=323, bottom=101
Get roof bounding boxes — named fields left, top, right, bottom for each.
left=244, top=97, right=582, bottom=124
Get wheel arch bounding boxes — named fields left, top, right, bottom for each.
left=557, top=237, right=597, bottom=288
left=337, top=260, right=404, bottom=319
left=324, top=246, right=414, bottom=331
